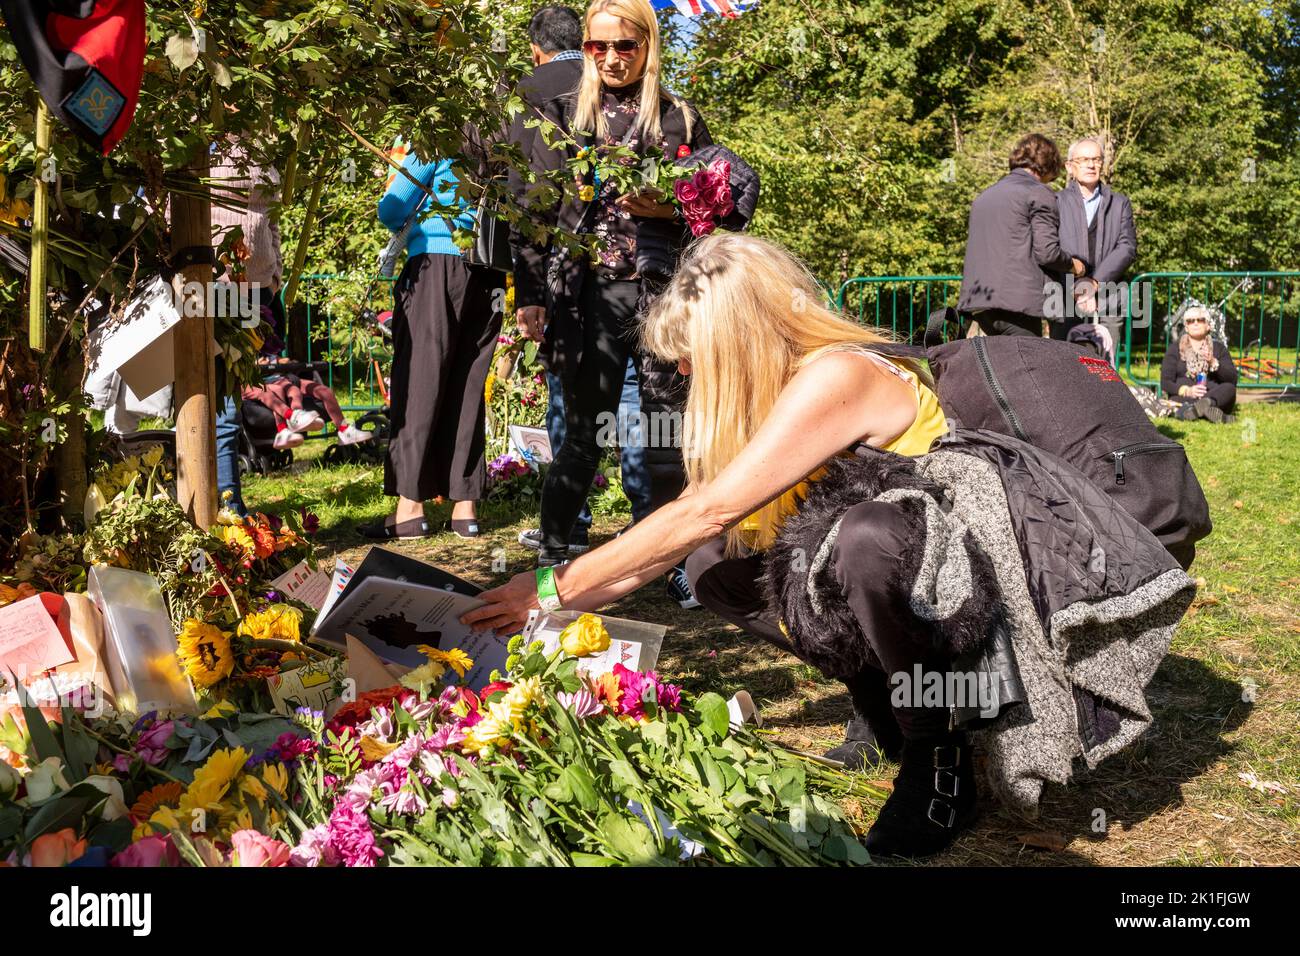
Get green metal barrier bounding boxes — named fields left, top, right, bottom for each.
left=290, top=273, right=397, bottom=414
left=1126, top=271, right=1300, bottom=391
left=836, top=276, right=963, bottom=339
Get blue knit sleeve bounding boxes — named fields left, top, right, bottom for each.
left=377, top=153, right=442, bottom=231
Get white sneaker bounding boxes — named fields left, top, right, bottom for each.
left=288, top=408, right=325, bottom=433
left=337, top=423, right=372, bottom=445
left=273, top=429, right=304, bottom=449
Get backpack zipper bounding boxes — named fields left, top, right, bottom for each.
left=972, top=336, right=1028, bottom=442
left=1108, top=441, right=1179, bottom=484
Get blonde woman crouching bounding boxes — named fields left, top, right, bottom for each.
left=465, top=232, right=1193, bottom=859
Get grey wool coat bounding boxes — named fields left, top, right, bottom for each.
left=764, top=429, right=1196, bottom=813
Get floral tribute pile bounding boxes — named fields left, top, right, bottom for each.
left=0, top=630, right=880, bottom=867
left=0, top=457, right=882, bottom=867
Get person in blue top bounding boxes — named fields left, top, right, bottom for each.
left=362, top=145, right=502, bottom=540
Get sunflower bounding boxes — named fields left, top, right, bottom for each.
left=176, top=619, right=235, bottom=688
left=130, top=782, right=184, bottom=821
left=237, top=604, right=303, bottom=643
left=260, top=762, right=289, bottom=798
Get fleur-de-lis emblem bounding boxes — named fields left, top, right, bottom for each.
left=80, top=86, right=114, bottom=123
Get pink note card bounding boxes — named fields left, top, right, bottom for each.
left=0, top=595, right=77, bottom=681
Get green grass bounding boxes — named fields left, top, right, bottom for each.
left=243, top=401, right=1300, bottom=866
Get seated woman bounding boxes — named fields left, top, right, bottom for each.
left=1160, top=306, right=1237, bottom=422
left=463, top=233, right=1194, bottom=858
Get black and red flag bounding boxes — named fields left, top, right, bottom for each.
left=0, top=0, right=146, bottom=154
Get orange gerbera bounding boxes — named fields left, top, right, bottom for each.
left=130, top=782, right=184, bottom=821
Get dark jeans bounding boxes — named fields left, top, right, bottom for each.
left=684, top=499, right=953, bottom=738
left=544, top=356, right=652, bottom=538
left=973, top=309, right=1042, bottom=337
left=540, top=274, right=641, bottom=552
left=215, top=394, right=245, bottom=516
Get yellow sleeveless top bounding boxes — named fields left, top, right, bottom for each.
left=737, top=349, right=948, bottom=550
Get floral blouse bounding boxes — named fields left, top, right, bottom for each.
left=593, top=82, right=666, bottom=277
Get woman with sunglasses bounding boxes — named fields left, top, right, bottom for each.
left=513, top=0, right=713, bottom=568
left=1160, top=305, right=1237, bottom=422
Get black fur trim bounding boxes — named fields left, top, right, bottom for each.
left=761, top=450, right=1002, bottom=679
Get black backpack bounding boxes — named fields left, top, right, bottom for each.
left=870, top=309, right=1212, bottom=569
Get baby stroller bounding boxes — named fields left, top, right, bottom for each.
left=238, top=359, right=376, bottom=475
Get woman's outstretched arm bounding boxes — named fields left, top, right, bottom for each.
left=461, top=351, right=918, bottom=633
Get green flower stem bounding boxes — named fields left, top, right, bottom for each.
left=80, top=725, right=184, bottom=785
left=245, top=638, right=332, bottom=661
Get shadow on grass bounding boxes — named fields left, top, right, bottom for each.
left=945, top=653, right=1251, bottom=865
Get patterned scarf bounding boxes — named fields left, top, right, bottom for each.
left=1179, top=334, right=1218, bottom=378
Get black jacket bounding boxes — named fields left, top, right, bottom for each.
left=1161, top=338, right=1237, bottom=397
left=511, top=87, right=711, bottom=382
left=958, top=169, right=1078, bottom=318
left=505, top=56, right=584, bottom=208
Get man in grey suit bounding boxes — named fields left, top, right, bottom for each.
left=1053, top=137, right=1138, bottom=348
left=958, top=134, right=1086, bottom=336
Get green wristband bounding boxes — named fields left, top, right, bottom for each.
left=536, top=566, right=562, bottom=612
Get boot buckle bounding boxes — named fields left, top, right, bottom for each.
left=927, top=798, right=956, bottom=828
left=934, top=769, right=960, bottom=798
left=933, top=745, right=961, bottom=770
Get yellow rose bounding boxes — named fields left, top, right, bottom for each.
left=559, top=614, right=611, bottom=657
left=578, top=184, right=596, bottom=202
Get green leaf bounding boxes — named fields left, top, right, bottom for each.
left=88, top=817, right=133, bottom=853
left=24, top=782, right=104, bottom=842
left=693, top=692, right=730, bottom=739
left=17, top=681, right=64, bottom=765
left=0, top=803, right=22, bottom=842
left=571, top=851, right=619, bottom=866
left=562, top=764, right=599, bottom=813
left=59, top=708, right=95, bottom=782
left=601, top=813, right=661, bottom=865
left=164, top=34, right=199, bottom=72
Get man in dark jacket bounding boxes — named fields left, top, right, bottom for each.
left=1054, top=137, right=1138, bottom=348
left=958, top=134, right=1086, bottom=336
left=506, top=6, right=585, bottom=207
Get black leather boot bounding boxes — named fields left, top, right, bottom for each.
left=823, top=670, right=905, bottom=771
left=863, top=734, right=977, bottom=859
left=824, top=715, right=899, bottom=771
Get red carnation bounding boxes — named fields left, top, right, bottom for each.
left=676, top=144, right=691, bottom=159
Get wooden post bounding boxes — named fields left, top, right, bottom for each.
left=29, top=100, right=51, bottom=352
left=169, top=157, right=218, bottom=529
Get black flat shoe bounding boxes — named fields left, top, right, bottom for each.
left=863, top=735, right=977, bottom=859
left=359, top=517, right=432, bottom=540
left=448, top=518, right=481, bottom=539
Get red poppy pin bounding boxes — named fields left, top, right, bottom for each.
left=677, top=144, right=691, bottom=159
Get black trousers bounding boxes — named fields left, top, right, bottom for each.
left=973, top=308, right=1042, bottom=337
left=540, top=273, right=642, bottom=551
left=685, top=499, right=953, bottom=737
left=385, top=254, right=502, bottom=501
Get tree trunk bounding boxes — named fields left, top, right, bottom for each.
left=169, top=159, right=218, bottom=529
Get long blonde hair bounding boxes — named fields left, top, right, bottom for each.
left=574, top=0, right=692, bottom=145
left=641, top=232, right=911, bottom=554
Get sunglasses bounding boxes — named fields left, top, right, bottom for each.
left=582, top=38, right=643, bottom=59
left=1185, top=317, right=1208, bottom=324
